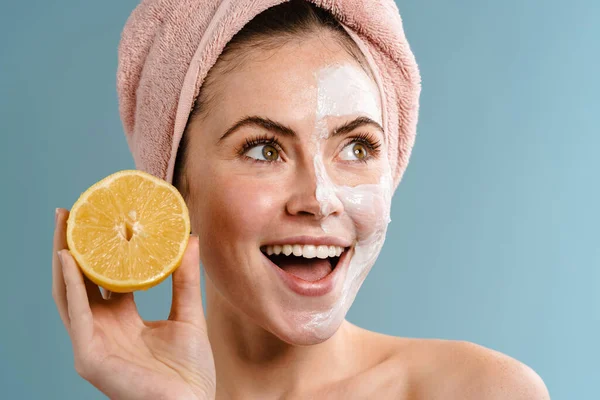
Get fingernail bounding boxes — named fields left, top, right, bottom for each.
left=56, top=250, right=63, bottom=265
left=55, top=208, right=59, bottom=225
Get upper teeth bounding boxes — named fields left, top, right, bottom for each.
left=264, top=244, right=344, bottom=259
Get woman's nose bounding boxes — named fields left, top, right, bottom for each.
left=285, top=165, right=343, bottom=219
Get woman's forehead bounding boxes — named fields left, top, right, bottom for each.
left=209, top=39, right=382, bottom=131
left=315, top=65, right=382, bottom=125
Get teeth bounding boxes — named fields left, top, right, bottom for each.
left=292, top=244, right=303, bottom=256
left=328, top=246, right=336, bottom=257
left=316, top=245, right=329, bottom=259
left=264, top=244, right=345, bottom=259
left=303, top=245, right=316, bottom=258
left=282, top=244, right=293, bottom=256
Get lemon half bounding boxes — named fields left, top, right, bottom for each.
left=66, top=170, right=191, bottom=293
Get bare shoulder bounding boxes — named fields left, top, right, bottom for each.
left=342, top=324, right=549, bottom=399
left=449, top=340, right=549, bottom=400
left=384, top=336, right=551, bottom=400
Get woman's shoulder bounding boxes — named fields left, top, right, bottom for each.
left=351, top=326, right=550, bottom=399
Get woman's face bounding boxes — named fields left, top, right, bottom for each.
left=185, top=33, right=393, bottom=344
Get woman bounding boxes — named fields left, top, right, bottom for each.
left=52, top=1, right=549, bottom=398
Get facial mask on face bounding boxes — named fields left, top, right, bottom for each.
left=300, top=64, right=393, bottom=338
left=313, top=64, right=382, bottom=222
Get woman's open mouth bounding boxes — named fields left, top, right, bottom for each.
left=260, top=244, right=346, bottom=282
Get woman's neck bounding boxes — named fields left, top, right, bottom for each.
left=203, top=275, right=359, bottom=399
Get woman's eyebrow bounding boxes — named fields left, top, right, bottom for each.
left=218, top=115, right=384, bottom=143
left=218, top=116, right=295, bottom=143
left=330, top=116, right=384, bottom=138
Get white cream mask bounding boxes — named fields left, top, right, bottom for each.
left=301, top=63, right=393, bottom=338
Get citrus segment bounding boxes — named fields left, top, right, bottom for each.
left=66, top=170, right=191, bottom=293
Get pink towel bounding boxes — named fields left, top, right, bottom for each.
left=117, top=0, right=421, bottom=189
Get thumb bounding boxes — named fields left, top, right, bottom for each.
left=168, top=235, right=206, bottom=327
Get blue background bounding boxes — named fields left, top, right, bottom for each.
left=1, top=0, right=598, bottom=398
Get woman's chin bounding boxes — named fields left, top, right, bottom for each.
left=266, top=310, right=347, bottom=346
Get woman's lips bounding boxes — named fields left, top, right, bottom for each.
left=262, top=247, right=351, bottom=297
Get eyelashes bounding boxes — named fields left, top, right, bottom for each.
left=236, top=132, right=383, bottom=163
left=236, top=135, right=283, bottom=157
left=235, top=135, right=283, bottom=164
left=346, top=132, right=382, bottom=161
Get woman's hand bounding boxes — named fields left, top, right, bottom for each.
left=52, top=208, right=216, bottom=400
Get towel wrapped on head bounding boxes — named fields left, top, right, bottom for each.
left=117, top=0, right=421, bottom=190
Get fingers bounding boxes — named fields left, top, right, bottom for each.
left=168, top=235, right=206, bottom=327
left=53, top=208, right=104, bottom=333
left=57, top=249, right=95, bottom=353
left=52, top=208, right=71, bottom=330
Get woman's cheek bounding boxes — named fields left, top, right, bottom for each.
left=337, top=184, right=391, bottom=240
left=207, top=174, right=283, bottom=240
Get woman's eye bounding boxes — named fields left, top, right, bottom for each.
left=340, top=142, right=368, bottom=161
left=245, top=144, right=280, bottom=162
